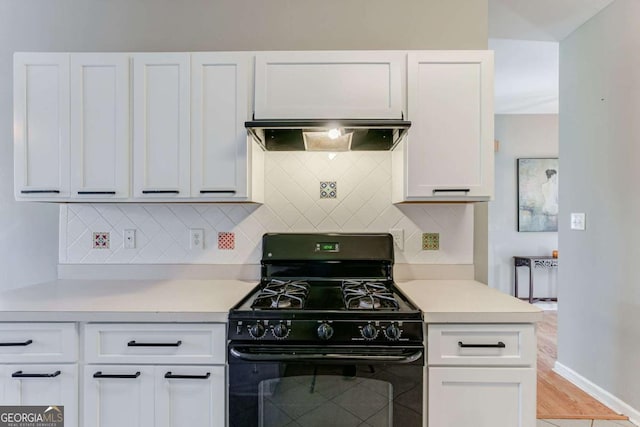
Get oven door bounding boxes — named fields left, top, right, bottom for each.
left=228, top=344, right=424, bottom=427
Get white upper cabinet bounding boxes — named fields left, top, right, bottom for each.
left=254, top=52, right=405, bottom=119
left=70, top=54, right=130, bottom=199
left=132, top=53, right=190, bottom=199
left=394, top=51, right=494, bottom=202
left=191, top=53, right=250, bottom=200
left=14, top=53, right=70, bottom=199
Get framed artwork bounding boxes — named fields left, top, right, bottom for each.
left=517, top=158, right=559, bottom=232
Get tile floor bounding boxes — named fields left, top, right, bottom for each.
left=539, top=418, right=638, bottom=426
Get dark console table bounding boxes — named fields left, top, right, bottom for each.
left=513, top=256, right=558, bottom=304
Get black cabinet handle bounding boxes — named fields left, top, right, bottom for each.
left=200, top=190, right=236, bottom=194
left=0, top=339, right=33, bottom=347
left=433, top=189, right=470, bottom=193
left=20, top=190, right=60, bottom=194
left=77, top=191, right=116, bottom=195
left=141, top=190, right=180, bottom=194
left=458, top=341, right=506, bottom=348
left=93, top=371, right=141, bottom=379
left=164, top=371, right=210, bottom=380
left=127, top=340, right=182, bottom=347
left=12, top=370, right=61, bottom=378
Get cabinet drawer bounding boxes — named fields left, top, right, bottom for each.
left=0, top=323, right=77, bottom=363
left=84, top=323, right=226, bottom=364
left=428, top=324, right=535, bottom=366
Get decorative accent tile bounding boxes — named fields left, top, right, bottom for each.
left=320, top=181, right=337, bottom=199
left=218, top=232, right=235, bottom=250
left=422, top=233, right=439, bottom=250
left=93, top=232, right=110, bottom=249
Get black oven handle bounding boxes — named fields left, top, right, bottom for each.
left=229, top=346, right=423, bottom=364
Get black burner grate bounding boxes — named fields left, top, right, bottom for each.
left=251, top=279, right=310, bottom=310
left=342, top=280, right=400, bottom=311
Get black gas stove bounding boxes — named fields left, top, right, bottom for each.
left=228, top=233, right=424, bottom=427
left=228, top=233, right=423, bottom=345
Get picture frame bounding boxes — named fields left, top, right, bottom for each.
left=517, top=158, right=559, bottom=232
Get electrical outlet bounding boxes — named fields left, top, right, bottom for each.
left=389, top=229, right=404, bottom=250
left=422, top=233, right=439, bottom=250
left=571, top=213, right=586, bottom=230
left=124, top=229, right=136, bottom=249
left=190, top=229, right=204, bottom=250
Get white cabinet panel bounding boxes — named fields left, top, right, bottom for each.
left=429, top=367, right=536, bottom=427
left=1, top=364, right=78, bottom=427
left=255, top=52, right=404, bottom=119
left=397, top=51, right=494, bottom=202
left=133, top=53, right=190, bottom=198
left=155, top=365, right=225, bottom=427
left=191, top=53, right=250, bottom=200
left=83, top=365, right=155, bottom=427
left=0, top=323, right=77, bottom=364
left=70, top=54, right=130, bottom=199
left=14, top=53, right=70, bottom=199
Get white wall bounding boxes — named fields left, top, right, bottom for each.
left=489, top=114, right=558, bottom=296
left=558, top=0, right=640, bottom=415
left=0, top=0, right=488, bottom=290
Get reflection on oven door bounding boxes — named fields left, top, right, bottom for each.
left=258, top=375, right=393, bottom=427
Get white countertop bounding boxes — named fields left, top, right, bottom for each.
left=398, top=280, right=543, bottom=323
left=0, top=279, right=542, bottom=324
left=0, top=279, right=257, bottom=322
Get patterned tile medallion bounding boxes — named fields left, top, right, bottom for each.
left=320, top=181, right=337, bottom=199
left=93, top=232, right=110, bottom=249
left=422, top=233, right=439, bottom=250
left=218, top=232, right=235, bottom=250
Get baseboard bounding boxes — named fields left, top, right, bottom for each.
left=554, top=361, right=640, bottom=424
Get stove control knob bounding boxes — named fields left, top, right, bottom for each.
left=317, top=323, right=334, bottom=340
left=385, top=324, right=401, bottom=341
left=361, top=324, right=378, bottom=340
left=249, top=323, right=266, bottom=339
left=272, top=323, right=289, bottom=339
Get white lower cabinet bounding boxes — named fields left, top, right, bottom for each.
left=83, top=365, right=224, bottom=427
left=427, top=323, right=537, bottom=427
left=428, top=367, right=536, bottom=427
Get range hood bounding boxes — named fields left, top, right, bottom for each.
left=245, top=119, right=411, bottom=151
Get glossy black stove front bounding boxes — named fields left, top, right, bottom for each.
left=228, top=351, right=424, bottom=427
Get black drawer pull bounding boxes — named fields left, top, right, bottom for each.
left=164, top=371, right=210, bottom=380
left=200, top=190, right=236, bottom=194
left=77, top=191, right=116, bottom=195
left=458, top=341, right=506, bottom=349
left=0, top=339, right=33, bottom=347
left=20, top=190, right=60, bottom=194
left=127, top=340, right=182, bottom=347
left=141, top=190, right=180, bottom=194
left=433, top=189, right=470, bottom=193
left=12, top=370, right=61, bottom=378
left=93, top=371, right=141, bottom=379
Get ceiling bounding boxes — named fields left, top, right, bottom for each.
left=489, top=0, right=614, bottom=114
left=489, top=0, right=615, bottom=41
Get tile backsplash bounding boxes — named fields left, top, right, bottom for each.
left=60, top=152, right=473, bottom=264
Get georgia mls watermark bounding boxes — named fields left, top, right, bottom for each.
left=0, top=406, right=63, bottom=427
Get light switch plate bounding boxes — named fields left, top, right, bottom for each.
left=124, top=229, right=136, bottom=249
left=570, top=213, right=586, bottom=230
left=389, top=229, right=404, bottom=250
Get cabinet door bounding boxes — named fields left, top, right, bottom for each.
left=429, top=367, right=535, bottom=427
left=132, top=53, right=190, bottom=199
left=191, top=53, right=249, bottom=200
left=155, top=366, right=225, bottom=427
left=70, top=54, right=130, bottom=199
left=405, top=51, right=494, bottom=201
left=83, top=365, right=154, bottom=427
left=1, top=364, right=77, bottom=427
left=254, top=52, right=404, bottom=119
left=14, top=53, right=70, bottom=199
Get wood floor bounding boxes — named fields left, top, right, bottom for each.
left=537, top=311, right=627, bottom=420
